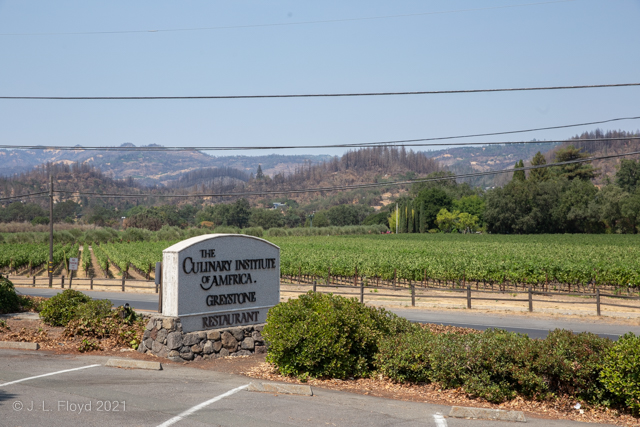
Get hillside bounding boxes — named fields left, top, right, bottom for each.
left=544, top=130, right=640, bottom=185
left=0, top=145, right=331, bottom=186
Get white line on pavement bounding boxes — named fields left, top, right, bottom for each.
left=433, top=412, right=447, bottom=427
left=0, top=364, right=101, bottom=387
left=156, top=384, right=249, bottom=427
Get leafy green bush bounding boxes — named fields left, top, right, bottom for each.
left=266, top=227, right=288, bottom=237
left=601, top=333, right=640, bottom=413
left=0, top=275, right=21, bottom=314
left=74, top=299, right=113, bottom=321
left=39, top=289, right=92, bottom=326
left=532, top=329, right=612, bottom=402
left=428, top=329, right=543, bottom=403
left=241, top=227, right=264, bottom=238
left=378, top=328, right=612, bottom=404
left=263, top=291, right=413, bottom=379
left=375, top=328, right=434, bottom=383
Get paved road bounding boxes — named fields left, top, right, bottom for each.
left=16, top=287, right=640, bottom=340
left=0, top=349, right=613, bottom=426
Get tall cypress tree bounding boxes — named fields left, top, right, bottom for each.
left=530, top=151, right=549, bottom=182
left=513, top=159, right=526, bottom=181
left=419, top=201, right=426, bottom=233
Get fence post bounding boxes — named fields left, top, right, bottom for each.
left=61, top=275, right=65, bottom=288
left=466, top=284, right=471, bottom=309
left=121, top=273, right=125, bottom=292
left=313, top=280, right=317, bottom=293
left=360, top=276, right=364, bottom=304
left=158, top=265, right=163, bottom=313
left=596, top=289, right=601, bottom=316
left=393, top=269, right=397, bottom=290
left=354, top=266, right=358, bottom=288
left=155, top=262, right=162, bottom=294
left=32, top=276, right=36, bottom=287
left=528, top=285, right=533, bottom=312
left=69, top=270, right=73, bottom=289
left=90, top=276, right=93, bottom=290
left=411, top=281, right=415, bottom=307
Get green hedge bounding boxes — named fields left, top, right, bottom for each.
left=376, top=328, right=612, bottom=403
left=265, top=293, right=640, bottom=413
left=263, top=291, right=413, bottom=379
left=601, top=333, right=640, bottom=413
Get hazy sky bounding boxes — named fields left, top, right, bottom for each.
left=0, top=0, right=639, bottom=158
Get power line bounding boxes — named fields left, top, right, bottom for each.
left=28, top=149, right=638, bottom=201
left=1, top=116, right=639, bottom=152
left=0, top=192, right=49, bottom=202
left=0, top=1, right=576, bottom=37
left=1, top=83, right=639, bottom=101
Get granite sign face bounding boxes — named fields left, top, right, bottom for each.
left=162, top=234, right=280, bottom=333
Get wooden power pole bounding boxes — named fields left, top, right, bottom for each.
left=48, top=174, right=53, bottom=288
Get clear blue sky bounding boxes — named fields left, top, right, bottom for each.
left=0, top=0, right=639, bottom=158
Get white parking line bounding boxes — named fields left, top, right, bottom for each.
left=156, top=384, right=249, bottom=427
left=433, top=412, right=447, bottom=427
left=0, top=364, right=101, bottom=387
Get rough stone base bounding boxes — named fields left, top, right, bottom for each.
left=137, top=315, right=266, bottom=362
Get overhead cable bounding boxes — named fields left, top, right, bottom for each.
left=1, top=83, right=639, bottom=101
left=0, top=1, right=576, bottom=37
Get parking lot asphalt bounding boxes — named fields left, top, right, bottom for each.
left=0, top=349, right=613, bottom=427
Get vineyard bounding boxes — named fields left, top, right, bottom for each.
left=0, top=242, right=77, bottom=274
left=2, top=234, right=639, bottom=290
left=272, top=234, right=640, bottom=290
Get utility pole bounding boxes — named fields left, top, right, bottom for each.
left=396, top=203, right=398, bottom=234
left=48, top=174, right=54, bottom=288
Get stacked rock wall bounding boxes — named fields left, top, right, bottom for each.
left=137, top=315, right=266, bottom=362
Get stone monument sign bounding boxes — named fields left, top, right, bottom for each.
left=162, top=234, right=280, bottom=333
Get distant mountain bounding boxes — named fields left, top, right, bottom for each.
left=423, top=142, right=561, bottom=188
left=0, top=145, right=331, bottom=186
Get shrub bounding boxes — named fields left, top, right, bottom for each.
left=263, top=291, right=413, bottom=379
left=266, top=227, right=288, bottom=237
left=214, top=226, right=239, bottom=234
left=241, top=227, right=264, bottom=238
left=154, top=225, right=181, bottom=241
left=65, top=305, right=143, bottom=349
left=0, top=275, right=21, bottom=314
left=601, top=333, right=640, bottom=413
left=532, top=329, right=612, bottom=402
left=428, top=329, right=543, bottom=403
left=375, top=328, right=434, bottom=383
left=75, top=299, right=113, bottom=321
left=121, top=227, right=153, bottom=242
left=39, top=289, right=92, bottom=326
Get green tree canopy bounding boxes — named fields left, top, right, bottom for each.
left=529, top=151, right=549, bottom=182
left=554, top=145, right=597, bottom=181
left=615, top=159, right=640, bottom=193
left=513, top=159, right=526, bottom=182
